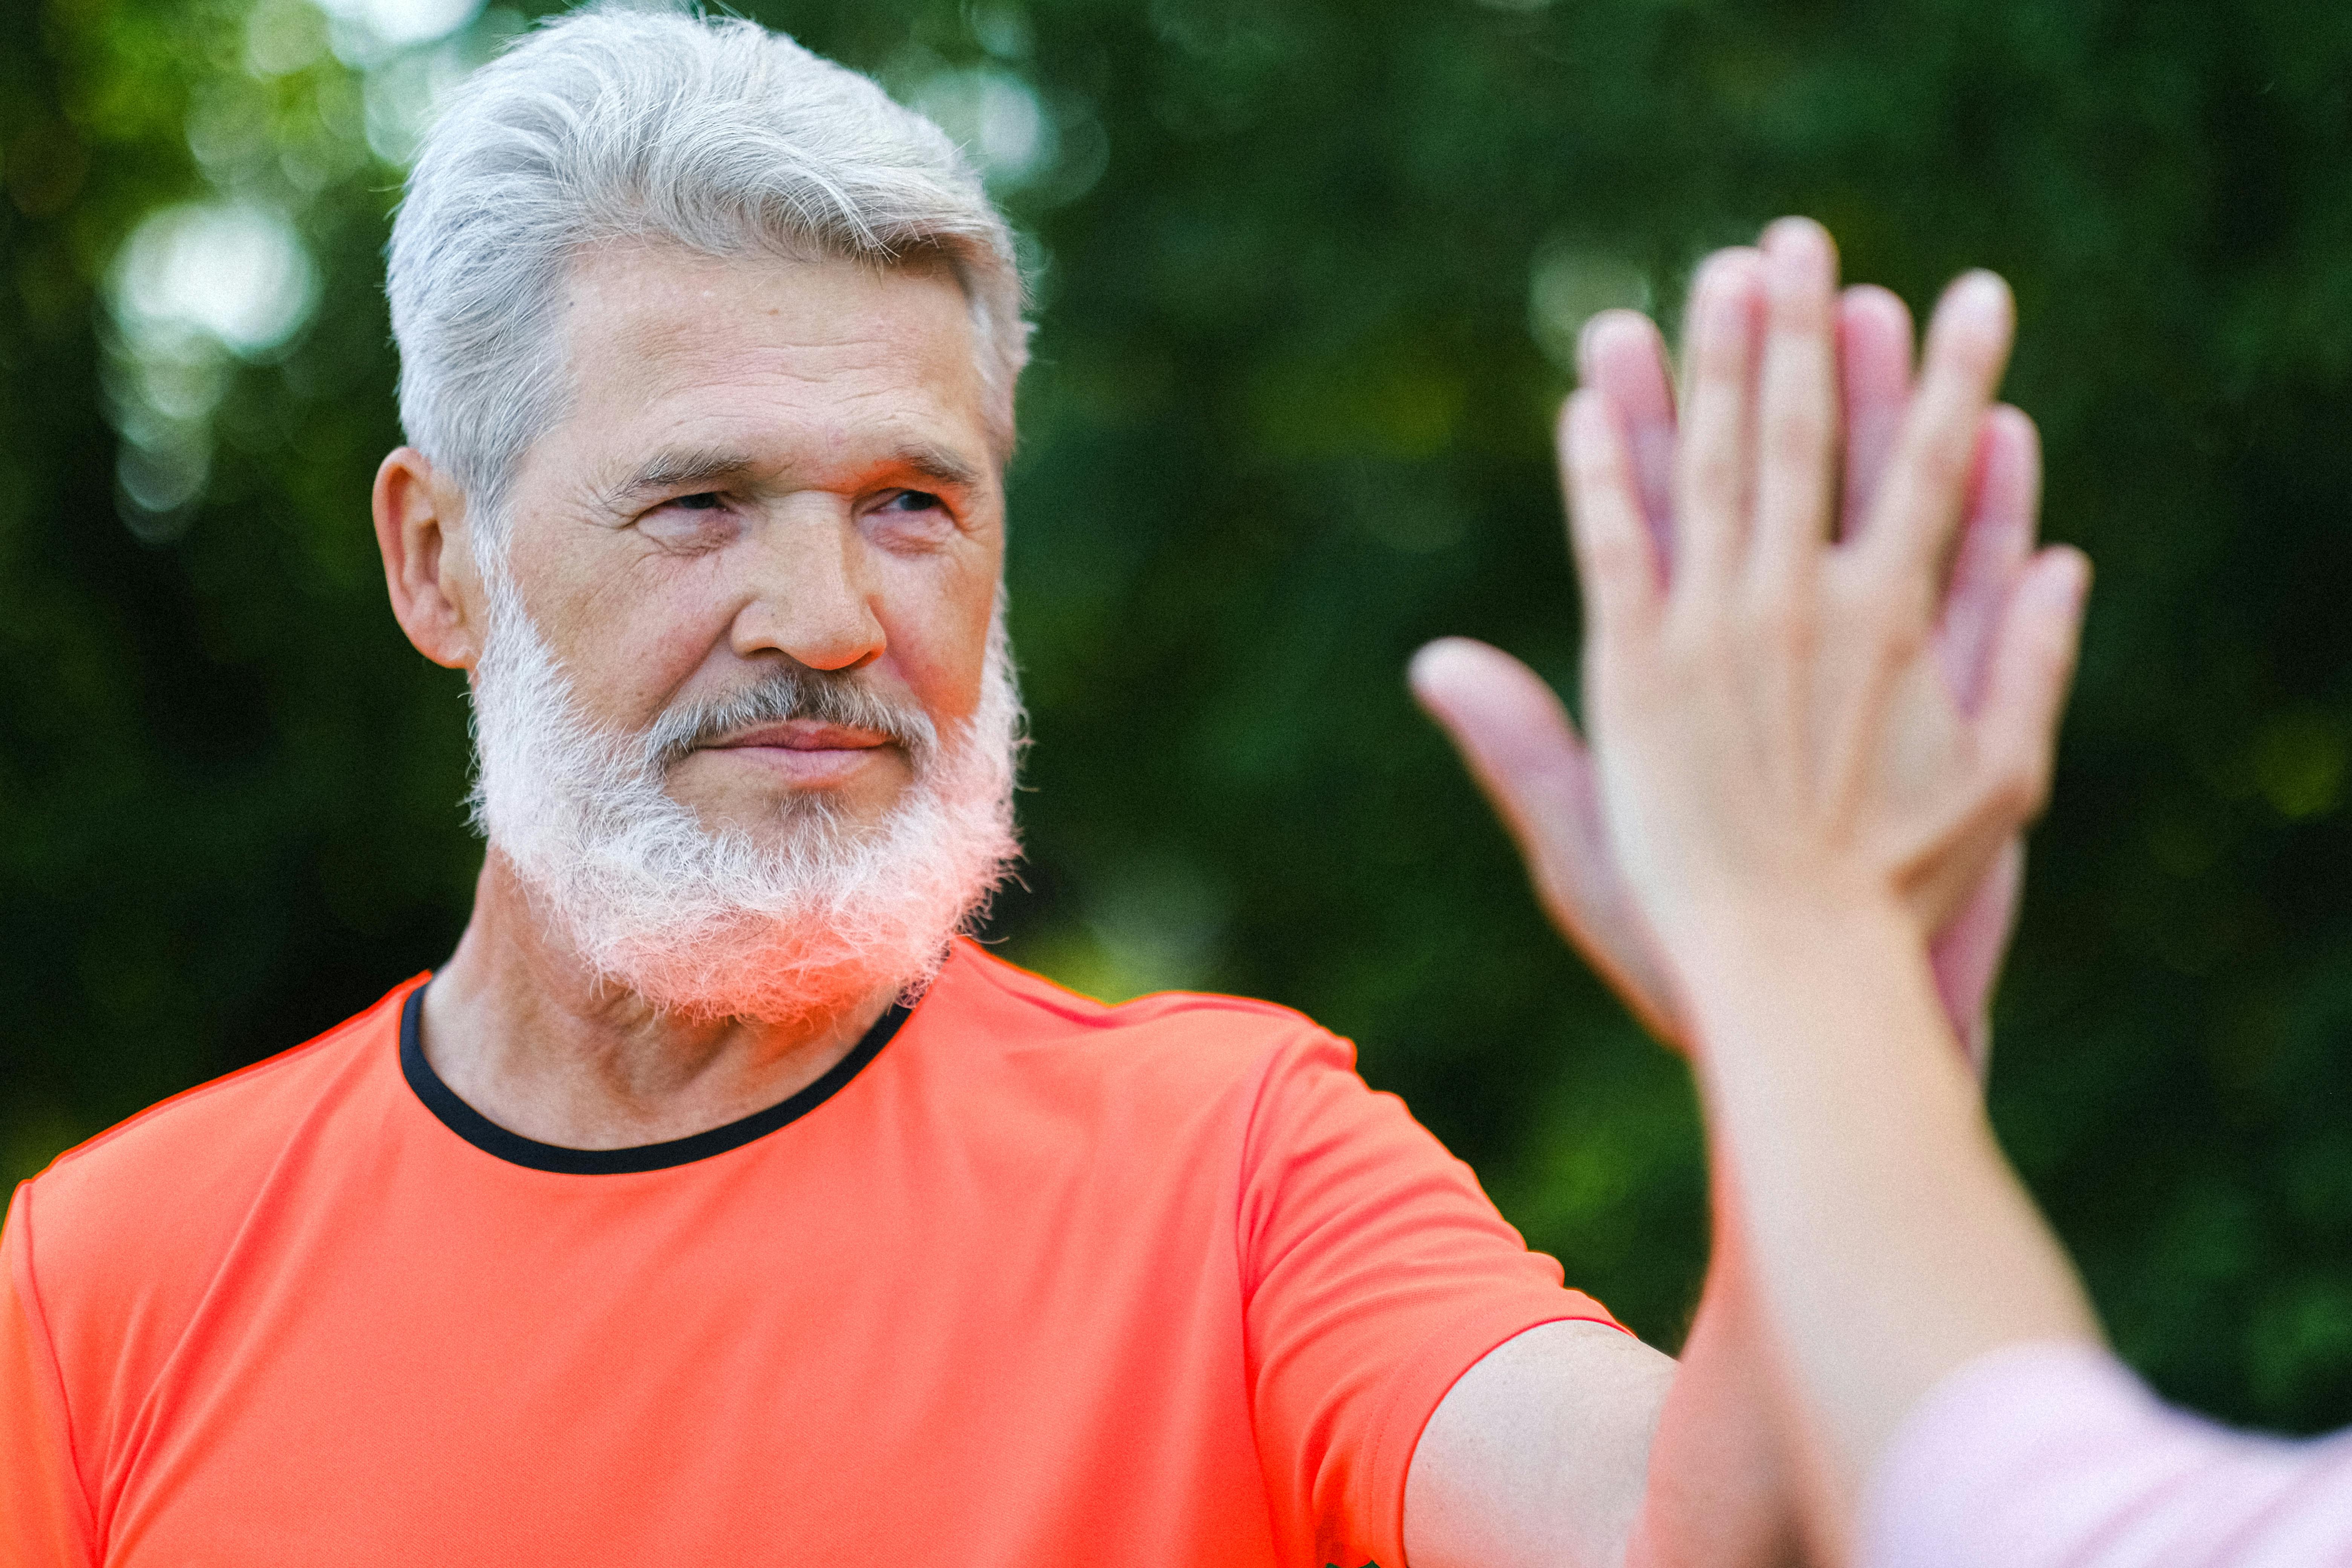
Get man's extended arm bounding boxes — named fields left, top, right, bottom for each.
left=1401, top=1246, right=1796, bottom=1568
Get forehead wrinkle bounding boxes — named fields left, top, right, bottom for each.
left=551, top=250, right=996, bottom=510
left=575, top=266, right=975, bottom=390
left=579, top=334, right=982, bottom=454
left=564, top=246, right=977, bottom=366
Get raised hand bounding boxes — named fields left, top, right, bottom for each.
left=1545, top=224, right=2101, bottom=1560
left=1415, top=225, right=2047, bottom=1063
left=1563, top=220, right=2086, bottom=980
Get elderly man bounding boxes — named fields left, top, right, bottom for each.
left=0, top=7, right=2049, bottom=1565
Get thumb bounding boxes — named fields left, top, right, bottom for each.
left=1410, top=637, right=1683, bottom=1046
left=1410, top=637, right=1589, bottom=849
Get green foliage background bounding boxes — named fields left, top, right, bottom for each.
left=5, top=0, right=2352, bottom=1435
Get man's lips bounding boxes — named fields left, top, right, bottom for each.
left=696, top=721, right=897, bottom=787
left=705, top=721, right=892, bottom=752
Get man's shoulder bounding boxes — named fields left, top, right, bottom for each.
left=22, top=980, right=416, bottom=1269
left=927, top=943, right=1381, bottom=1199
left=936, top=940, right=1355, bottom=1092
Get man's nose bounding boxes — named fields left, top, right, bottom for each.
left=727, top=498, right=885, bottom=672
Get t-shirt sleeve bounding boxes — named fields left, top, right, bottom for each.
left=2, top=1181, right=98, bottom=1566
left=1236, top=1025, right=1622, bottom=1568
left=1861, top=1339, right=2352, bottom=1568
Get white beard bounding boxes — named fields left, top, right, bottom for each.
left=466, top=572, right=1024, bottom=1027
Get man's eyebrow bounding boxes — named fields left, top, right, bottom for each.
left=603, top=447, right=762, bottom=506
left=597, top=441, right=986, bottom=511
left=886, top=443, right=985, bottom=493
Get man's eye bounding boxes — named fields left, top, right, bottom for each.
left=634, top=490, right=739, bottom=549
left=881, top=490, right=945, bottom=514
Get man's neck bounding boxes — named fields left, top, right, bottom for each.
left=418, top=853, right=897, bottom=1151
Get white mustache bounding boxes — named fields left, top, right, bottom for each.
left=642, top=670, right=938, bottom=774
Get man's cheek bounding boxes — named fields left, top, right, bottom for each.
left=573, top=604, right=725, bottom=729
left=893, top=626, right=990, bottom=730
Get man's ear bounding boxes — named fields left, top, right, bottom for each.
left=374, top=447, right=484, bottom=671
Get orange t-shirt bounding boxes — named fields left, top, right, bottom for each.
left=2, top=940, right=1616, bottom=1567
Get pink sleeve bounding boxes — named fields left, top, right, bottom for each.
left=1861, top=1339, right=2352, bottom=1568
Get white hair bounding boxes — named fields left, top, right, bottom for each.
left=467, top=571, right=1025, bottom=1025
left=387, top=2, right=1029, bottom=529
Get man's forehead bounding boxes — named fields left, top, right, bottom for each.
left=557, top=240, right=986, bottom=432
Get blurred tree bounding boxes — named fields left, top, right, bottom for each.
left=5, top=0, right=2352, bottom=1434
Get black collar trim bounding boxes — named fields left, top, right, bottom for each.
left=398, top=984, right=909, bottom=1174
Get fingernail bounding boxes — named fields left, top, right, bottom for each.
left=1948, top=270, right=2011, bottom=325
left=1689, top=247, right=1753, bottom=304
left=2064, top=552, right=2092, bottom=607
left=1693, top=259, right=1754, bottom=329
left=1763, top=215, right=1824, bottom=257
left=1564, top=386, right=1608, bottom=444
left=1682, top=256, right=1724, bottom=320
left=1764, top=218, right=1832, bottom=287
left=1577, top=312, right=1609, bottom=378
left=1579, top=309, right=1648, bottom=380
left=1407, top=637, right=1472, bottom=696
left=2035, top=549, right=2091, bottom=611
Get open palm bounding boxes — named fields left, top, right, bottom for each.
left=1416, top=228, right=2050, bottom=1065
